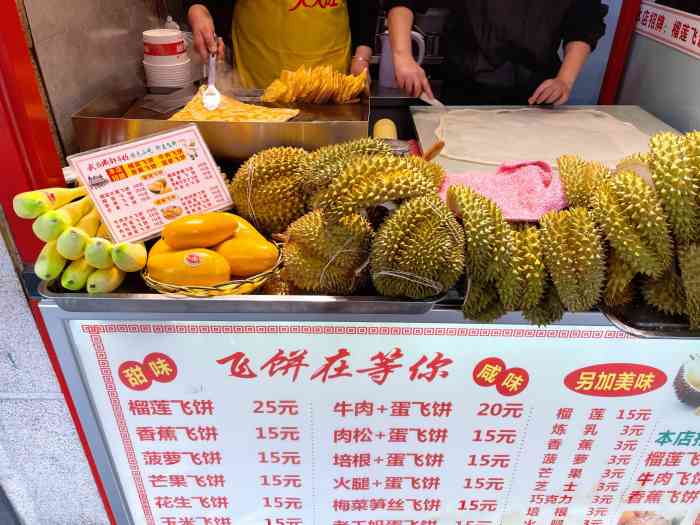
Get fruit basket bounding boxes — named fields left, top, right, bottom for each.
left=142, top=248, right=283, bottom=298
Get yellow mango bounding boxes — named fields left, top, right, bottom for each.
left=148, top=239, right=174, bottom=258
left=214, top=236, right=279, bottom=278
left=147, top=248, right=231, bottom=287
left=162, top=212, right=239, bottom=249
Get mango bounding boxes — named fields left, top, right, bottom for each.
left=147, top=249, right=231, bottom=287
left=162, top=212, right=238, bottom=249
left=214, top=237, right=278, bottom=278
left=148, top=239, right=174, bottom=258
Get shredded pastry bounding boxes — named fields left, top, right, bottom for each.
left=262, top=65, right=367, bottom=105
left=170, top=86, right=299, bottom=123
left=436, top=108, right=651, bottom=168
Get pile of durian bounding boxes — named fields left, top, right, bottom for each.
left=227, top=132, right=700, bottom=329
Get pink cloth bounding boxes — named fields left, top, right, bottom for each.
left=439, top=161, right=567, bottom=222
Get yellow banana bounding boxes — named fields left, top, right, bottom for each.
left=32, top=197, right=93, bottom=242
left=13, top=186, right=87, bottom=219
left=87, top=267, right=125, bottom=294
left=96, top=223, right=113, bottom=241
left=56, top=208, right=103, bottom=260
left=34, top=241, right=67, bottom=281
left=75, top=208, right=101, bottom=236
left=60, top=258, right=96, bottom=291
left=84, top=237, right=114, bottom=269
left=111, top=242, right=147, bottom=272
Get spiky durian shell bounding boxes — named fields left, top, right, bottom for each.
left=230, top=147, right=307, bottom=234
left=312, top=155, right=445, bottom=221
left=522, top=280, right=565, bottom=327
left=286, top=211, right=373, bottom=271
left=540, top=208, right=606, bottom=312
left=462, top=279, right=506, bottom=323
left=604, top=252, right=636, bottom=307
left=513, top=226, right=546, bottom=310
left=679, top=244, right=700, bottom=329
left=684, top=131, right=700, bottom=176
left=616, top=153, right=654, bottom=187
left=649, top=132, right=699, bottom=245
left=591, top=180, right=666, bottom=278
left=642, top=269, right=687, bottom=317
left=301, top=138, right=393, bottom=196
left=261, top=268, right=297, bottom=295
left=283, top=242, right=365, bottom=295
left=557, top=155, right=610, bottom=208
left=281, top=211, right=372, bottom=295
left=370, top=195, right=464, bottom=299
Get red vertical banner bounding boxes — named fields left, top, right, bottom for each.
left=599, top=0, right=643, bottom=104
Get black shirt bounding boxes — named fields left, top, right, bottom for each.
left=184, top=1, right=377, bottom=54
left=385, top=0, right=607, bottom=103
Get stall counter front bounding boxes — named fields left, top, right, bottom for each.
left=38, top=295, right=700, bottom=525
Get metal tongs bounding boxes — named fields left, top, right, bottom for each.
left=203, top=48, right=221, bottom=111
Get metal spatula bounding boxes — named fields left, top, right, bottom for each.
left=203, top=52, right=221, bottom=111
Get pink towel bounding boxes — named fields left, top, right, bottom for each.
left=439, top=161, right=567, bottom=222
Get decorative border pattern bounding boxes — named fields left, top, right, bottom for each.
left=82, top=323, right=632, bottom=339
left=89, top=333, right=155, bottom=525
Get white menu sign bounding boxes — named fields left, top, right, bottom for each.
left=68, top=125, right=231, bottom=243
left=70, top=321, right=700, bottom=525
left=636, top=1, right=700, bottom=60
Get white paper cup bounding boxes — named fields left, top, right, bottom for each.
left=143, top=29, right=186, bottom=65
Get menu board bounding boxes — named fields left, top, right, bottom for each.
left=68, top=125, right=232, bottom=243
left=70, top=321, right=700, bottom=525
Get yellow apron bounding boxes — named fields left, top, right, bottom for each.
left=232, top=0, right=352, bottom=89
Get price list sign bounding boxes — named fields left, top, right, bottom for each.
left=68, top=125, right=232, bottom=243
left=71, top=322, right=700, bottom=525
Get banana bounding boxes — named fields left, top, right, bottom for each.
left=34, top=241, right=67, bottom=281
left=60, top=258, right=96, bottom=291
left=32, top=197, right=93, bottom=242
left=13, top=186, right=87, bottom=219
left=75, top=208, right=101, bottom=236
left=87, top=267, right=125, bottom=294
left=111, top=242, right=147, bottom=272
left=96, top=223, right=113, bottom=241
left=85, top=237, right=114, bottom=269
left=56, top=208, right=103, bottom=260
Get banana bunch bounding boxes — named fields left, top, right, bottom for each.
left=13, top=187, right=147, bottom=294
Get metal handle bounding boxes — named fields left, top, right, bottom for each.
left=208, top=52, right=216, bottom=87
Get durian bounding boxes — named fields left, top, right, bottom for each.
left=557, top=155, right=610, bottom=208
left=462, top=279, right=506, bottom=323
left=616, top=153, right=654, bottom=187
left=301, top=138, right=392, bottom=197
left=447, top=186, right=521, bottom=308
left=604, top=252, right=636, bottom=307
left=513, top=226, right=546, bottom=311
left=281, top=211, right=372, bottom=295
left=261, top=269, right=296, bottom=296
left=540, top=208, right=606, bottom=312
left=591, top=174, right=670, bottom=278
left=649, top=132, right=699, bottom=245
left=229, top=147, right=307, bottom=234
left=370, top=195, right=464, bottom=299
left=674, top=355, right=700, bottom=407
left=642, top=269, right=687, bottom=317
left=312, top=155, right=445, bottom=221
left=522, top=280, right=565, bottom=327
left=679, top=244, right=700, bottom=329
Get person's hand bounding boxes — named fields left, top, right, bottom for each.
left=188, top=5, right=224, bottom=63
left=394, top=53, right=433, bottom=99
left=529, top=77, right=573, bottom=106
left=351, top=45, right=372, bottom=76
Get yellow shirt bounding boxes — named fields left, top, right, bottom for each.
left=232, top=0, right=352, bottom=89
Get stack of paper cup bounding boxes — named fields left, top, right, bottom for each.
left=143, top=29, right=192, bottom=88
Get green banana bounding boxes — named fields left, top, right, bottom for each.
left=13, top=186, right=87, bottom=219
left=32, top=197, right=94, bottom=242
left=84, top=237, right=114, bottom=269
left=34, top=241, right=67, bottom=281
left=56, top=209, right=102, bottom=260
left=111, top=242, right=147, bottom=272
left=87, top=267, right=125, bottom=294
left=60, top=258, right=96, bottom=291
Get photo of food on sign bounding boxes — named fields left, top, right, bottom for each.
left=618, top=511, right=686, bottom=525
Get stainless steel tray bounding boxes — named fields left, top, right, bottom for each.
left=72, top=88, right=370, bottom=161
left=602, top=303, right=700, bottom=339
left=38, top=282, right=443, bottom=315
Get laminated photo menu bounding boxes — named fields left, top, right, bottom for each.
left=68, top=124, right=232, bottom=243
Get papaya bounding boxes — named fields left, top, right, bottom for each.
left=147, top=248, right=231, bottom=287
left=148, top=239, right=174, bottom=259
left=214, top=236, right=279, bottom=278
left=162, top=212, right=239, bottom=249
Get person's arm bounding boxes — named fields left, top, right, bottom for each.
left=185, top=1, right=229, bottom=62
left=386, top=2, right=433, bottom=98
left=348, top=0, right=376, bottom=76
left=529, top=0, right=607, bottom=105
